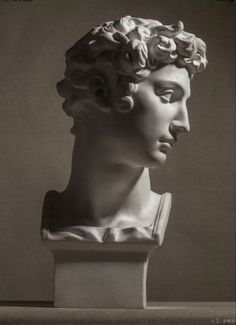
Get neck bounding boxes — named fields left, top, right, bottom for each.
left=56, top=127, right=160, bottom=228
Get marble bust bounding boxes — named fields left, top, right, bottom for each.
left=41, top=16, right=207, bottom=244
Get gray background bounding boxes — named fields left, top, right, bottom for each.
left=0, top=0, right=235, bottom=302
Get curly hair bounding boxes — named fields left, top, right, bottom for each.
left=57, top=16, right=207, bottom=127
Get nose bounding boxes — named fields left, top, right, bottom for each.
left=170, top=102, right=190, bottom=134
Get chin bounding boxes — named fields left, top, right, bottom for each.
left=145, top=151, right=167, bottom=169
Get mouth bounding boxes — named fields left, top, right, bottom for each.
left=159, top=137, right=177, bottom=153
left=159, top=137, right=176, bottom=147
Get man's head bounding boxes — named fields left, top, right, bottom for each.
left=56, top=16, right=207, bottom=167
left=57, top=15, right=207, bottom=128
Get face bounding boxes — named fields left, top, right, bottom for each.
left=112, top=64, right=191, bottom=168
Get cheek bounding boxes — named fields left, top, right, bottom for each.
left=134, top=91, right=167, bottom=122
left=133, top=104, right=167, bottom=141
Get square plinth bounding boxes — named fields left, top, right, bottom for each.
left=44, top=240, right=158, bottom=308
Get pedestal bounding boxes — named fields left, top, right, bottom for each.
left=44, top=240, right=157, bottom=308
left=41, top=192, right=172, bottom=308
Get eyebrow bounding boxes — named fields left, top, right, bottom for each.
left=154, top=81, right=191, bottom=99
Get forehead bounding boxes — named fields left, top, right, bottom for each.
left=146, top=64, right=191, bottom=97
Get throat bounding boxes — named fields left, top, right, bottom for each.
left=62, top=164, right=160, bottom=228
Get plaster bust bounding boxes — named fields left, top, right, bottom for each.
left=41, top=16, right=207, bottom=243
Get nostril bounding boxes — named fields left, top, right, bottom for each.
left=170, top=122, right=190, bottom=135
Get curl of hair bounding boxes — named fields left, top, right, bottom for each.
left=57, top=16, right=207, bottom=120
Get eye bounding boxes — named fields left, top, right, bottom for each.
left=158, top=89, right=175, bottom=103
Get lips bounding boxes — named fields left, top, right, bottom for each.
left=159, top=137, right=176, bottom=146
left=159, top=137, right=176, bottom=154
left=160, top=142, right=172, bottom=149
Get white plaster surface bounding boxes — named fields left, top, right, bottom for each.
left=46, top=240, right=157, bottom=308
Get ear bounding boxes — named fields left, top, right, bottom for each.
left=87, top=75, right=111, bottom=113
left=114, top=96, right=134, bottom=114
